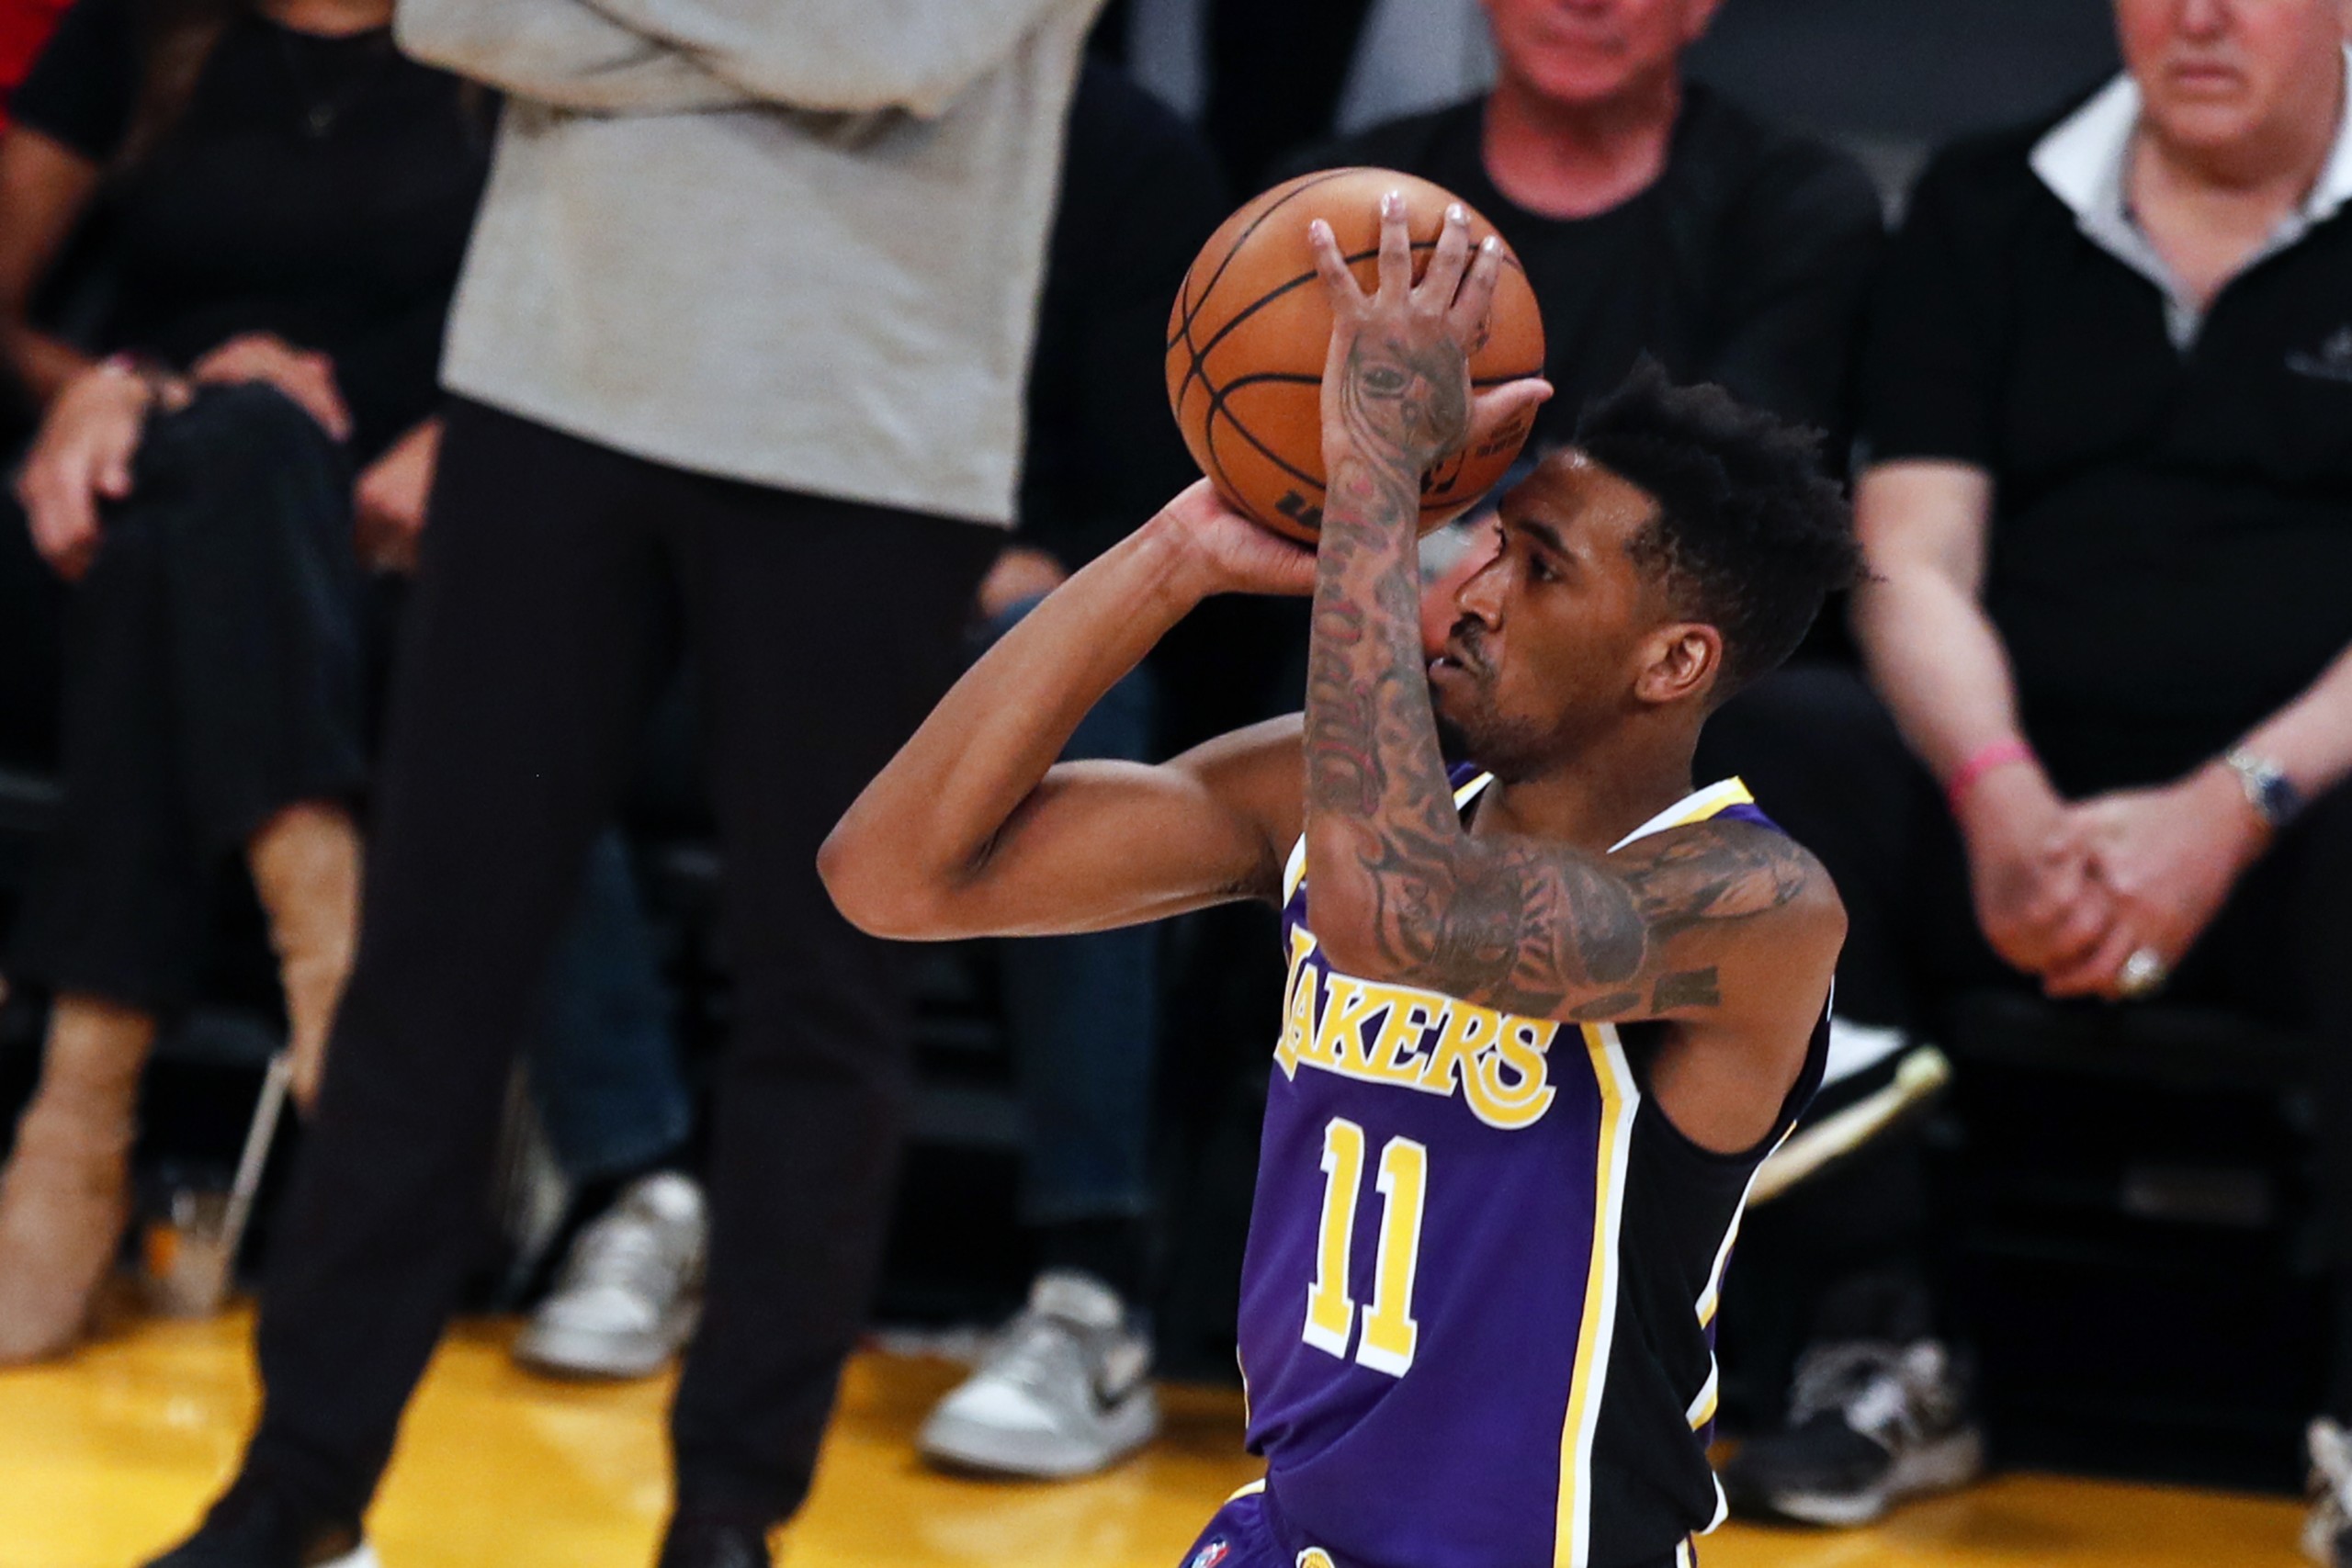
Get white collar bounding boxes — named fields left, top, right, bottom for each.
left=2029, top=46, right=2352, bottom=347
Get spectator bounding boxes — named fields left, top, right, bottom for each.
left=913, top=57, right=1225, bottom=1481
left=1702, top=0, right=2352, bottom=1540
left=1287, top=0, right=1883, bottom=455
left=138, top=3, right=1102, bottom=1566
left=0, top=0, right=489, bottom=1365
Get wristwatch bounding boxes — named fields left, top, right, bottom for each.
left=2222, top=748, right=2305, bottom=831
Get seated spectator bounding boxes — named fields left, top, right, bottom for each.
left=1701, top=0, right=2352, bottom=1540
left=913, top=57, right=1227, bottom=1480
left=0, top=0, right=489, bottom=1363
left=1285, top=0, right=1883, bottom=451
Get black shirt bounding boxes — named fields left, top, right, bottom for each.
left=12, top=0, right=489, bottom=459
left=1861, top=114, right=2352, bottom=793
left=1286, top=85, right=1884, bottom=452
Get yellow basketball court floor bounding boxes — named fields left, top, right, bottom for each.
left=0, top=1309, right=2308, bottom=1567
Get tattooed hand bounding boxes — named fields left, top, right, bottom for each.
left=1306, top=195, right=1542, bottom=496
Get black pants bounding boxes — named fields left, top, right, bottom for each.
left=242, top=399, right=999, bottom=1526
left=8, top=386, right=364, bottom=1009
left=1699, top=664, right=2352, bottom=1401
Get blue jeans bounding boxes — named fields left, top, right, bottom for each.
left=526, top=828, right=690, bottom=1182
left=987, top=597, right=1159, bottom=1225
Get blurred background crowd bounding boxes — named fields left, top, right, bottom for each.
left=0, top=0, right=2348, bottom=1563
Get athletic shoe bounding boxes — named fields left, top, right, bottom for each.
left=917, top=1269, right=1159, bottom=1478
left=1720, top=1338, right=1985, bottom=1527
left=139, top=1478, right=377, bottom=1568
left=2304, top=1418, right=2352, bottom=1564
left=656, top=1514, right=772, bottom=1568
left=514, top=1171, right=707, bottom=1379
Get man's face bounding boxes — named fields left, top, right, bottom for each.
left=1426, top=454, right=1688, bottom=781
left=2115, top=0, right=2347, bottom=152
left=1480, top=0, right=1726, bottom=107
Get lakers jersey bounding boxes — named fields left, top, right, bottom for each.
left=1233, top=769, right=1831, bottom=1568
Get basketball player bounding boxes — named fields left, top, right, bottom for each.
left=821, top=197, right=1857, bottom=1567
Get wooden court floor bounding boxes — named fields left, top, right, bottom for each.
left=0, top=1308, right=2308, bottom=1568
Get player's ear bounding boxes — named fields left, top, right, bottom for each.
left=1632, top=623, right=1720, bottom=707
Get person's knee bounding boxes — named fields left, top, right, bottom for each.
left=147, top=383, right=348, bottom=495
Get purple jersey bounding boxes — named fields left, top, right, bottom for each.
left=1231, top=772, right=1829, bottom=1568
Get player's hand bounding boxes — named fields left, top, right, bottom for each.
left=191, top=333, right=352, bottom=442
left=2039, top=763, right=2266, bottom=999
left=15, top=361, right=170, bottom=581
left=1147, top=478, right=1317, bottom=598
left=1953, top=763, right=2118, bottom=980
left=1306, top=193, right=1550, bottom=487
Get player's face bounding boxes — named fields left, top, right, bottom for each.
left=1481, top=0, right=1727, bottom=107
left=2117, top=0, right=2348, bottom=153
left=1426, top=454, right=1680, bottom=780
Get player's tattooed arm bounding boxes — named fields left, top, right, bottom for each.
left=1301, top=194, right=1829, bottom=1024
left=1340, top=812, right=1827, bottom=1021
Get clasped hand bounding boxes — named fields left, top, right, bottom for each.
left=1962, top=761, right=2266, bottom=1001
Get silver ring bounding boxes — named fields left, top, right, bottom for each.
left=2118, top=947, right=2168, bottom=999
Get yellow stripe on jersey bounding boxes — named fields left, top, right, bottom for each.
left=1553, top=779, right=1757, bottom=1568
left=1685, top=1361, right=1721, bottom=1431
left=1555, top=1023, right=1641, bottom=1568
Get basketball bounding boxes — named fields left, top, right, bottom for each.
left=1164, top=167, right=1547, bottom=544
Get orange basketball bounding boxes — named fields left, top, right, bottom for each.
left=1165, top=167, right=1547, bottom=544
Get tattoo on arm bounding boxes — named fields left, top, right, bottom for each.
left=1651, top=968, right=1724, bottom=1013
left=1301, top=305, right=1814, bottom=1022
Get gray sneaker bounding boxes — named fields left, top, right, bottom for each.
left=2306, top=1419, right=2352, bottom=1565
left=514, top=1172, right=707, bottom=1380
left=918, top=1269, right=1159, bottom=1478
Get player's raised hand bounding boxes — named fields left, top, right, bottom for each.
left=1148, top=478, right=1318, bottom=597
left=1306, top=194, right=1550, bottom=490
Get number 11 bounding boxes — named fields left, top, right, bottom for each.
left=1304, top=1117, right=1428, bottom=1378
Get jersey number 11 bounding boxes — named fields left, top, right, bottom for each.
left=1305, top=1116, right=1428, bottom=1377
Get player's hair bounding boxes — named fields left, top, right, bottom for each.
left=1573, top=360, right=1860, bottom=699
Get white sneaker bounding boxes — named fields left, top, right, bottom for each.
left=2306, top=1419, right=2352, bottom=1565
left=514, top=1172, right=707, bottom=1380
left=917, top=1269, right=1159, bottom=1479
left=1722, top=1338, right=1985, bottom=1528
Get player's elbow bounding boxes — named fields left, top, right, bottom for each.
left=818, top=823, right=950, bottom=941
left=1302, top=865, right=1393, bottom=984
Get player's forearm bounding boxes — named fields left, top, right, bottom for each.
left=821, top=518, right=1205, bottom=923
left=1301, top=446, right=1483, bottom=971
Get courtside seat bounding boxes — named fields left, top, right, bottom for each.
left=1932, top=987, right=2322, bottom=1490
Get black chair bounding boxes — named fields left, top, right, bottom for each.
left=1932, top=987, right=2322, bottom=1489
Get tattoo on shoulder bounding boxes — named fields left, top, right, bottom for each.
left=1650, top=968, right=1722, bottom=1013
left=1363, top=819, right=1817, bottom=1021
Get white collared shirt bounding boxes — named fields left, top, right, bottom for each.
left=2030, top=46, right=2352, bottom=351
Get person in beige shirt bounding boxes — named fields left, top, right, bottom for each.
left=139, top=4, right=1102, bottom=1566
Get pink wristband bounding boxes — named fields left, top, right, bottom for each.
left=1944, top=739, right=2034, bottom=814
